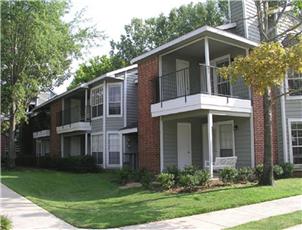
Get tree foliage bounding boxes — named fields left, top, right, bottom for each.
left=1, top=0, right=104, bottom=166
left=68, top=55, right=127, bottom=90
left=110, top=0, right=228, bottom=63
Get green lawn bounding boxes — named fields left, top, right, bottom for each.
left=1, top=168, right=302, bottom=229
left=228, top=211, right=302, bottom=230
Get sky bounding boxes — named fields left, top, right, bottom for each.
left=54, top=0, right=201, bottom=94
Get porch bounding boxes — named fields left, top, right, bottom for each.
left=160, top=110, right=254, bottom=177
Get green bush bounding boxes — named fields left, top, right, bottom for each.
left=255, top=164, right=264, bottom=182
left=157, top=173, right=175, bottom=190
left=194, top=170, right=210, bottom=186
left=117, top=167, right=133, bottom=185
left=179, top=174, right=198, bottom=191
left=237, top=167, right=255, bottom=183
left=280, top=163, right=294, bottom=178
left=182, top=165, right=199, bottom=175
left=0, top=215, right=12, bottom=230
left=138, top=169, right=154, bottom=188
left=219, top=167, right=238, bottom=183
left=273, top=165, right=284, bottom=179
left=15, top=155, right=37, bottom=167
left=164, top=165, right=181, bottom=184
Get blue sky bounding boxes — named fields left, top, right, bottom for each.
left=54, top=0, right=201, bottom=94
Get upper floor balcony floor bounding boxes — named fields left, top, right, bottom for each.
left=149, top=32, right=254, bottom=117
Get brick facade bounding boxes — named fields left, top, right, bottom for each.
left=50, top=100, right=61, bottom=158
left=137, top=56, right=160, bottom=173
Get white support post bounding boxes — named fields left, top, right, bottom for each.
left=85, top=133, right=88, bottom=155
left=119, top=133, right=123, bottom=169
left=61, top=135, right=64, bottom=157
left=204, top=37, right=211, bottom=94
left=84, top=89, right=88, bottom=121
left=208, top=112, right=213, bottom=178
left=160, top=117, right=164, bottom=172
left=250, top=113, right=255, bottom=167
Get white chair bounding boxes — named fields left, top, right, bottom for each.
left=205, top=156, right=237, bottom=170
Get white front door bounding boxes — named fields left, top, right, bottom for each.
left=177, top=123, right=192, bottom=169
left=176, top=59, right=190, bottom=97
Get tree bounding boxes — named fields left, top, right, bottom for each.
left=110, top=0, right=228, bottom=63
left=1, top=0, right=104, bottom=167
left=68, top=55, right=127, bottom=90
left=219, top=0, right=302, bottom=185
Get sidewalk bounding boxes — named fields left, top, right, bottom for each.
left=0, top=184, right=75, bottom=230
left=118, top=195, right=302, bottom=230
left=1, top=183, right=301, bottom=230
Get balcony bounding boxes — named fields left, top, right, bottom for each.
left=56, top=106, right=91, bottom=134
left=151, top=65, right=252, bottom=117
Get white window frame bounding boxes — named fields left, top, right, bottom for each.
left=107, top=82, right=123, bottom=117
left=90, top=84, right=104, bottom=120
left=288, top=118, right=302, bottom=167
left=106, top=131, right=122, bottom=167
left=214, top=120, right=236, bottom=157
left=285, top=71, right=302, bottom=100
left=211, top=54, right=232, bottom=97
left=90, top=132, right=104, bottom=166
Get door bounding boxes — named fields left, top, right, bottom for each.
left=177, top=123, right=192, bottom=169
left=176, top=59, right=190, bottom=97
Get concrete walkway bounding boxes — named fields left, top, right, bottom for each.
left=0, top=184, right=75, bottom=230
left=1, top=183, right=301, bottom=230
left=118, top=195, right=302, bottom=230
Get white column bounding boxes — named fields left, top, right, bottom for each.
left=208, top=112, right=213, bottom=178
left=204, top=37, right=211, bottom=94
left=85, top=133, right=88, bottom=155
left=250, top=113, right=255, bottom=167
left=160, top=117, right=164, bottom=172
left=119, top=133, right=123, bottom=168
left=61, top=135, right=64, bottom=157
left=84, top=89, right=88, bottom=121
left=103, top=81, right=107, bottom=168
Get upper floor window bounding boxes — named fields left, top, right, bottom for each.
left=287, top=71, right=302, bottom=96
left=108, top=83, right=122, bottom=116
left=91, top=86, right=103, bottom=118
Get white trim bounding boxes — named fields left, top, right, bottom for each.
left=131, top=25, right=258, bottom=63
left=204, top=37, right=211, bottom=94
left=250, top=112, right=255, bottom=167
left=107, top=82, right=123, bottom=117
left=242, top=0, right=249, bottom=39
left=208, top=112, right=213, bottom=178
left=90, top=84, right=104, bottom=119
left=119, top=128, right=137, bottom=134
left=280, top=82, right=289, bottom=162
left=124, top=72, right=127, bottom=127
left=103, top=81, right=107, bottom=168
left=160, top=117, right=164, bottom=172
left=216, top=23, right=236, bottom=30
left=33, top=129, right=50, bottom=139
left=209, top=110, right=251, bottom=118
left=106, top=131, right=122, bottom=168
left=56, top=122, right=91, bottom=134
left=288, top=118, right=302, bottom=165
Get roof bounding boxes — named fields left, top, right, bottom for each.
left=31, top=64, right=138, bottom=112
left=131, top=25, right=259, bottom=64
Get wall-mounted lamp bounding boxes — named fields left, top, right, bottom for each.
left=234, top=125, right=238, bottom=131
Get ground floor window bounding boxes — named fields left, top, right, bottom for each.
left=108, top=133, right=120, bottom=165
left=36, top=139, right=50, bottom=156
left=290, top=121, right=302, bottom=164
left=91, top=133, right=103, bottom=165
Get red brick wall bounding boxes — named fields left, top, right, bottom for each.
left=50, top=100, right=61, bottom=158
left=252, top=92, right=264, bottom=165
left=137, top=56, right=160, bottom=173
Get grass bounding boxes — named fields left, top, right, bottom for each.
left=1, top=215, right=12, bottom=230
left=228, top=211, right=302, bottom=230
left=1, top=168, right=302, bottom=229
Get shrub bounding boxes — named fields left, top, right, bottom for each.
left=164, top=165, right=181, bottom=184
left=157, top=173, right=175, bottom=190
left=255, top=164, right=264, bottom=182
left=273, top=165, right=284, bottom=179
left=179, top=174, right=198, bottom=191
left=0, top=215, right=12, bottom=230
left=236, top=167, right=255, bottom=183
left=280, top=163, right=294, bottom=178
left=182, top=165, right=199, bottom=175
left=219, top=167, right=238, bottom=183
left=15, top=155, right=37, bottom=167
left=117, top=167, right=133, bottom=185
left=194, top=170, right=210, bottom=186
left=139, top=169, right=154, bottom=188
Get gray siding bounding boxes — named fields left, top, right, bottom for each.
left=245, top=0, right=260, bottom=42
left=91, top=118, right=103, bottom=132
left=126, top=71, right=138, bottom=127
left=106, top=117, right=124, bottom=131
left=230, top=0, right=245, bottom=37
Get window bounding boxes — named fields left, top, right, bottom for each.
left=216, top=59, right=231, bottom=96
left=91, top=86, right=103, bottom=118
left=287, top=71, right=302, bottom=96
left=108, top=84, right=122, bottom=116
left=36, top=140, right=49, bottom=157
left=290, top=121, right=302, bottom=165
left=91, top=134, right=103, bottom=165
left=108, top=133, right=120, bottom=165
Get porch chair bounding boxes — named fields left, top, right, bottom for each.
left=205, top=156, right=237, bottom=171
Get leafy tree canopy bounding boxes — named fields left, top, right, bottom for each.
left=68, top=55, right=127, bottom=90
left=110, top=0, right=228, bottom=63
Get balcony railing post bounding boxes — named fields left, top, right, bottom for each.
left=160, top=77, right=163, bottom=107
left=184, top=68, right=187, bottom=103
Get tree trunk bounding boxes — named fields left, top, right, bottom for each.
left=8, top=101, right=17, bottom=168
left=261, top=89, right=274, bottom=185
